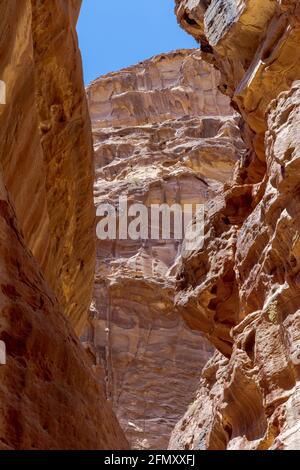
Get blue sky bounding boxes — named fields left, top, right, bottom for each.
left=77, top=0, right=197, bottom=85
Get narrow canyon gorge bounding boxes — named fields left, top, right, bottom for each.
left=0, top=0, right=128, bottom=450
left=0, top=0, right=300, bottom=452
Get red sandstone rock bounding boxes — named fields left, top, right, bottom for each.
left=85, top=49, right=245, bottom=449
left=170, top=0, right=300, bottom=450
left=0, top=0, right=95, bottom=335
left=0, top=0, right=128, bottom=450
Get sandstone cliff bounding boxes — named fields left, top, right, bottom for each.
left=0, top=0, right=128, bottom=449
left=85, top=49, right=246, bottom=449
left=170, top=0, right=300, bottom=450
left=0, top=0, right=95, bottom=334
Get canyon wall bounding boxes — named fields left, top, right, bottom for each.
left=0, top=0, right=128, bottom=449
left=170, top=0, right=300, bottom=450
left=0, top=0, right=95, bottom=334
left=85, top=49, right=246, bottom=449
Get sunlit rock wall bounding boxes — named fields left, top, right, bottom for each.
left=86, top=49, right=245, bottom=449
left=0, top=0, right=128, bottom=450
left=170, top=0, right=300, bottom=450
left=0, top=0, right=95, bottom=334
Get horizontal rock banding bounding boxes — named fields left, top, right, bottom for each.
left=85, top=49, right=245, bottom=449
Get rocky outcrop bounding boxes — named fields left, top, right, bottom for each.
left=0, top=0, right=128, bottom=449
left=87, top=49, right=231, bottom=128
left=0, top=0, right=95, bottom=334
left=85, top=49, right=246, bottom=449
left=170, top=0, right=300, bottom=450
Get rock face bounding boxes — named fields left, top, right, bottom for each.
left=87, top=49, right=231, bottom=128
left=85, top=49, right=246, bottom=449
left=170, top=0, right=300, bottom=450
left=0, top=0, right=128, bottom=450
left=0, top=0, right=95, bottom=334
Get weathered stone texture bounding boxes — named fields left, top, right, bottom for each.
left=0, top=0, right=95, bottom=334
left=86, top=49, right=245, bottom=449
left=170, top=0, right=300, bottom=450
left=0, top=0, right=128, bottom=450
left=87, top=49, right=231, bottom=128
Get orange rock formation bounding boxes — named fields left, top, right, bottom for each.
left=85, top=49, right=246, bottom=449
left=0, top=0, right=128, bottom=450
left=3, top=0, right=299, bottom=452
left=170, top=0, right=300, bottom=450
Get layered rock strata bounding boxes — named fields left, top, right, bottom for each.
left=85, top=49, right=246, bottom=449
left=0, top=0, right=128, bottom=449
left=170, top=0, right=300, bottom=450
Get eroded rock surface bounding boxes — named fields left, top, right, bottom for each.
left=0, top=0, right=95, bottom=334
left=85, top=49, right=246, bottom=449
left=170, top=0, right=300, bottom=451
left=0, top=0, right=128, bottom=450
